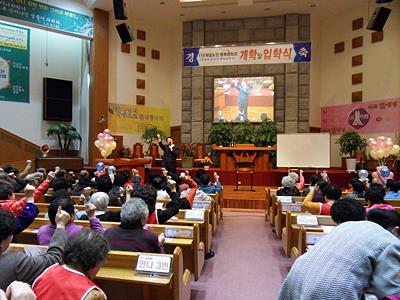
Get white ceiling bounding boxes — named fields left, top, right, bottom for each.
left=87, top=0, right=369, bottom=26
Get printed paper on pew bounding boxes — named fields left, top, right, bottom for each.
left=282, top=203, right=302, bottom=212
left=165, top=227, right=193, bottom=239
left=297, top=215, right=318, bottom=226
left=156, top=202, right=164, bottom=210
left=321, top=225, right=335, bottom=233
left=136, top=255, right=172, bottom=275
left=185, top=210, right=205, bottom=221
left=192, top=201, right=212, bottom=209
left=277, top=196, right=292, bottom=203
left=306, top=232, right=326, bottom=245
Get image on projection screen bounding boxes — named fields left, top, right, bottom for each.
left=213, top=76, right=274, bottom=122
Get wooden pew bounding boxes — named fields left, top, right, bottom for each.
left=282, top=213, right=335, bottom=258
left=8, top=244, right=191, bottom=300
left=274, top=201, right=305, bottom=240
left=291, top=226, right=328, bottom=263
left=17, top=219, right=205, bottom=281
left=167, top=209, right=213, bottom=254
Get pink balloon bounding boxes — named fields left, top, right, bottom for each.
left=383, top=140, right=393, bottom=151
left=97, top=133, right=104, bottom=140
left=104, top=129, right=111, bottom=135
left=377, top=136, right=385, bottom=143
left=367, top=138, right=375, bottom=146
left=369, top=141, right=377, bottom=148
left=375, top=140, right=383, bottom=148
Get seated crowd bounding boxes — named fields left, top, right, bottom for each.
left=0, top=161, right=223, bottom=299
left=274, top=169, right=400, bottom=299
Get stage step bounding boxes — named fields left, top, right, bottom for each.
left=222, top=186, right=266, bottom=210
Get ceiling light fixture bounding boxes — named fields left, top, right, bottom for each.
left=310, top=4, right=316, bottom=7
left=264, top=7, right=271, bottom=11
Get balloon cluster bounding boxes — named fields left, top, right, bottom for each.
left=367, top=136, right=399, bottom=164
left=95, top=129, right=117, bottom=159
left=372, top=166, right=394, bottom=185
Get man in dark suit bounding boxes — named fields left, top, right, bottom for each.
left=158, top=134, right=179, bottom=175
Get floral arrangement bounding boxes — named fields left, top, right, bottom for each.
left=202, top=156, right=213, bottom=166
left=182, top=143, right=196, bottom=158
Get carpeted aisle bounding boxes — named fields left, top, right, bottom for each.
left=191, top=211, right=291, bottom=300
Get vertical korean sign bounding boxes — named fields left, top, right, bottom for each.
left=0, top=22, right=29, bottom=103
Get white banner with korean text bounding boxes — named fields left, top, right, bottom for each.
left=183, top=42, right=311, bottom=67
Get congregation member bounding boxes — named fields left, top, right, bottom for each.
left=311, top=180, right=329, bottom=203
left=385, top=179, right=400, bottom=199
left=95, top=174, right=113, bottom=194
left=288, top=169, right=304, bottom=190
left=132, top=180, right=181, bottom=224
left=302, top=184, right=342, bottom=215
left=179, top=173, right=210, bottom=203
left=329, top=198, right=366, bottom=224
left=33, top=230, right=109, bottom=300
left=198, top=172, right=223, bottom=194
left=365, top=188, right=395, bottom=212
left=278, top=201, right=400, bottom=299
left=302, top=174, right=321, bottom=197
left=107, top=172, right=128, bottom=206
left=0, top=207, right=70, bottom=290
left=276, top=176, right=301, bottom=196
left=345, top=179, right=366, bottom=200
left=79, top=192, right=121, bottom=222
left=104, top=198, right=164, bottom=253
left=37, top=196, right=104, bottom=246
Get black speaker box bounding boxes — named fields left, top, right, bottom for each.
left=116, top=23, right=134, bottom=44
left=113, top=0, right=128, bottom=20
left=367, top=7, right=391, bottom=31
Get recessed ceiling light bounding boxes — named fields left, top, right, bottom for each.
left=180, top=13, right=185, bottom=16
left=221, top=11, right=227, bottom=14
left=160, top=1, right=165, bottom=4
left=310, top=4, right=316, bottom=7
left=264, top=8, right=271, bottom=11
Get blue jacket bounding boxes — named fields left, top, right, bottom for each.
left=384, top=191, right=400, bottom=200
left=199, top=182, right=222, bottom=194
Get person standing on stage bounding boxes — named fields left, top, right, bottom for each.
left=157, top=134, right=179, bottom=175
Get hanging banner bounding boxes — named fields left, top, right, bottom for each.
left=183, top=42, right=311, bottom=67
left=108, top=103, right=171, bottom=135
left=0, top=22, right=29, bottom=103
left=0, top=0, right=93, bottom=39
left=321, top=98, right=400, bottom=135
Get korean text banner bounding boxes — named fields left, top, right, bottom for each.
left=108, top=103, right=171, bottom=135
left=0, top=0, right=93, bottom=39
left=321, top=98, right=400, bottom=135
left=183, top=42, right=311, bottom=67
left=0, top=22, right=29, bottom=103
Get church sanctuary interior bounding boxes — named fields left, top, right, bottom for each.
left=0, top=0, right=400, bottom=299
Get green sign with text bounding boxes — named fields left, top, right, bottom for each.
left=0, top=0, right=93, bottom=39
left=0, top=22, right=30, bottom=103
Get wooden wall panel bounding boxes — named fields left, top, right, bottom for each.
left=352, top=18, right=363, bottom=31
left=137, top=63, right=145, bottom=73
left=121, top=43, right=130, bottom=53
left=371, top=31, right=384, bottom=43
left=137, top=79, right=145, bottom=89
left=151, top=50, right=160, bottom=60
left=90, top=9, right=109, bottom=164
left=136, top=95, right=145, bottom=105
left=137, top=46, right=146, bottom=57
left=352, top=91, right=363, bottom=102
left=352, top=36, right=363, bottom=49
left=352, top=54, right=363, bottom=66
left=137, top=30, right=146, bottom=41
left=352, top=73, right=363, bottom=85
left=334, top=42, right=345, bottom=53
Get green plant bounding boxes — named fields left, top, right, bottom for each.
left=47, top=124, right=81, bottom=151
left=336, top=131, right=367, bottom=157
left=234, top=121, right=256, bottom=144
left=141, top=125, right=166, bottom=155
left=208, top=121, right=234, bottom=146
left=254, top=119, right=277, bottom=147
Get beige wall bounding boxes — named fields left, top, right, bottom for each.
left=310, top=2, right=400, bottom=166
left=108, top=18, right=182, bottom=147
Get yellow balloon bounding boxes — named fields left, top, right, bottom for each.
left=107, top=149, right=113, bottom=156
left=111, top=141, right=117, bottom=150
left=101, top=150, right=108, bottom=158
left=389, top=144, right=400, bottom=155
left=94, top=140, right=101, bottom=148
left=377, top=149, right=385, bottom=159
left=383, top=150, right=390, bottom=158
left=369, top=150, right=378, bottom=159
left=104, top=143, right=112, bottom=150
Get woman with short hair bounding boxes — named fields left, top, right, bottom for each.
left=33, top=230, right=109, bottom=300
left=79, top=192, right=121, bottom=222
left=104, top=198, right=164, bottom=253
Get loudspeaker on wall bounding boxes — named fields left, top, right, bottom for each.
left=367, top=7, right=391, bottom=31
left=113, top=0, right=128, bottom=20
left=116, top=23, right=134, bottom=44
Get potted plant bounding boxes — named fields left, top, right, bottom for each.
left=254, top=119, right=277, bottom=147
left=181, top=143, right=196, bottom=169
left=234, top=120, right=256, bottom=144
left=208, top=121, right=234, bottom=147
left=336, top=131, right=367, bottom=171
left=47, top=124, right=82, bottom=155
left=141, top=125, right=166, bottom=156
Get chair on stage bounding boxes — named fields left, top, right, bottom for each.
left=233, top=150, right=256, bottom=192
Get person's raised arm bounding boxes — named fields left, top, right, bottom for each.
left=301, top=189, right=321, bottom=215
left=157, top=134, right=166, bottom=151
left=295, top=170, right=305, bottom=190
left=33, top=171, right=55, bottom=201
left=19, top=161, right=32, bottom=179
left=86, top=203, right=104, bottom=234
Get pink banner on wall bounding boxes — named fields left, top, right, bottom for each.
left=321, top=98, right=400, bottom=135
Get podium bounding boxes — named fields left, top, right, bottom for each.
left=212, top=145, right=277, bottom=171
left=95, top=158, right=151, bottom=179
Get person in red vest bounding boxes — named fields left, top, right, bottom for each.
left=302, top=184, right=342, bottom=215
left=33, top=230, right=109, bottom=300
